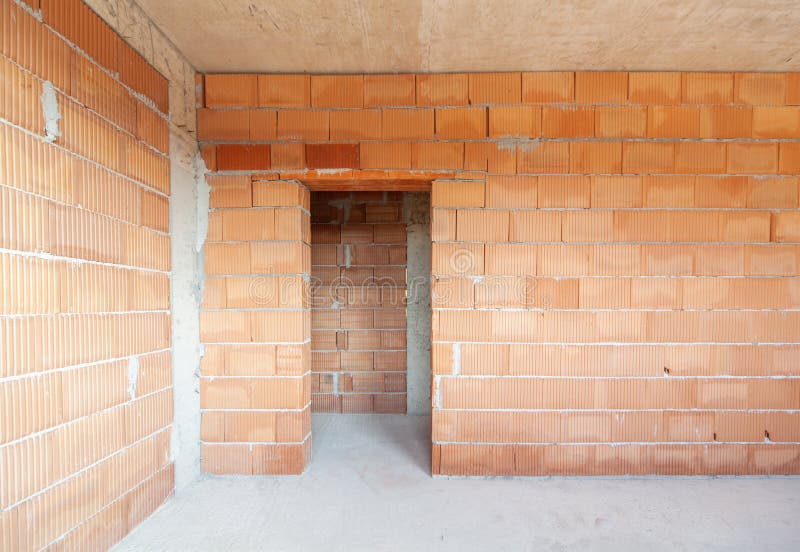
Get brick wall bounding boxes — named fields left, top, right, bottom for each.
left=198, top=71, right=800, bottom=476
left=200, top=177, right=312, bottom=474
left=310, top=191, right=407, bottom=414
left=0, top=0, right=173, bottom=549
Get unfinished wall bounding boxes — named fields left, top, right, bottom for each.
left=196, top=72, right=800, bottom=476
left=310, top=191, right=408, bottom=414
left=0, top=0, right=174, bottom=548
left=82, top=0, right=204, bottom=492
left=199, top=177, right=312, bottom=474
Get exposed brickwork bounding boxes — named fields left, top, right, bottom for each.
left=200, top=176, right=312, bottom=474
left=198, top=71, right=800, bottom=476
left=0, top=0, right=173, bottom=549
left=310, top=191, right=407, bottom=414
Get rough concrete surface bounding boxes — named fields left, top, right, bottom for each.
left=404, top=192, right=431, bottom=415
left=169, top=133, right=205, bottom=491
left=114, top=415, right=800, bottom=552
left=134, top=0, right=800, bottom=72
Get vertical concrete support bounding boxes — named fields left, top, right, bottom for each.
left=199, top=178, right=312, bottom=474
left=405, top=192, right=432, bottom=415
left=169, top=133, right=205, bottom=490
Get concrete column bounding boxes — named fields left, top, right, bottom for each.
left=169, top=133, right=205, bottom=490
left=404, top=192, right=432, bottom=415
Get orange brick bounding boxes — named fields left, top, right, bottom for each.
left=488, top=106, right=541, bottom=138
left=787, top=73, right=800, bottom=105
left=594, top=106, right=646, bottom=138
left=727, top=143, right=778, bottom=174
left=222, top=209, right=275, bottom=241
left=249, top=110, right=278, bottom=141
left=517, top=142, right=570, bottom=174
left=257, top=74, right=310, bottom=107
left=411, top=142, right=463, bottom=169
left=538, top=176, right=589, bottom=208
left=508, top=211, right=562, bottom=241
left=719, top=211, right=771, bottom=242
left=779, top=143, right=800, bottom=174
left=674, top=142, right=726, bottom=174
left=772, top=212, right=800, bottom=242
left=311, top=75, right=364, bottom=108
left=647, top=106, right=699, bottom=138
left=432, top=243, right=484, bottom=275
left=569, top=142, right=622, bottom=174
left=329, top=109, right=382, bottom=140
left=382, top=109, right=434, bottom=139
left=542, top=106, right=594, bottom=137
left=205, top=242, right=251, bottom=275
left=748, top=177, right=798, bottom=208
left=359, top=142, right=412, bottom=169
left=521, top=72, right=574, bottom=103
left=752, top=107, right=800, bottom=138
left=628, top=72, right=682, bottom=104
left=642, top=176, right=695, bottom=207
left=431, top=180, right=485, bottom=207
left=591, top=176, right=642, bottom=207
left=694, top=176, right=748, bottom=208
left=208, top=175, right=252, bottom=208
left=364, top=74, right=415, bottom=107
left=734, top=73, right=786, bottom=105
left=562, top=211, right=613, bottom=242
left=468, top=72, right=521, bottom=104
left=416, top=73, right=469, bottom=106
left=216, top=144, right=271, bottom=171
left=305, top=143, right=360, bottom=169
left=575, top=72, right=628, bottom=103
left=485, top=175, right=537, bottom=208
left=431, top=209, right=457, bottom=241
left=277, top=110, right=329, bottom=140
left=271, top=143, right=305, bottom=169
left=200, top=311, right=251, bottom=342
left=622, top=143, right=675, bottom=174
left=699, top=106, right=752, bottom=138
left=436, top=106, right=487, bottom=139
left=456, top=210, right=509, bottom=242
left=197, top=109, right=250, bottom=141
left=201, top=144, right=217, bottom=171
left=464, top=142, right=517, bottom=174
left=682, top=72, right=734, bottom=104
left=205, top=74, right=258, bottom=107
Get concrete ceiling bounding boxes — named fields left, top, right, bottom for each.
left=135, top=0, right=800, bottom=73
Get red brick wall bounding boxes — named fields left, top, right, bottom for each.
left=197, top=71, right=800, bottom=476
left=0, top=0, right=172, bottom=549
left=310, top=191, right=407, bottom=413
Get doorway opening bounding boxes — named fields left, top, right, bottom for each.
left=308, top=191, right=431, bottom=416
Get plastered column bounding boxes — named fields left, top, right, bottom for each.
left=405, top=192, right=432, bottom=415
left=169, top=132, right=205, bottom=490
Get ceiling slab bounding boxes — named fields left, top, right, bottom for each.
left=134, top=0, right=800, bottom=73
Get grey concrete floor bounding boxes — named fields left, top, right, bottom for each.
left=114, top=414, right=800, bottom=552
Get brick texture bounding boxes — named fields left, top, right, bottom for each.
left=197, top=70, right=800, bottom=477
left=200, top=177, right=312, bottom=475
left=310, top=192, right=407, bottom=413
left=0, top=0, right=173, bottom=550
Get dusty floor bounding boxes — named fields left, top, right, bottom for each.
left=114, top=415, right=800, bottom=552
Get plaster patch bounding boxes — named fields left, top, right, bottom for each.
left=127, top=356, right=139, bottom=399
left=452, top=343, right=461, bottom=376
left=343, top=245, right=352, bottom=268
left=40, top=81, right=61, bottom=142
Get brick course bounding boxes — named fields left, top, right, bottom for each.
left=197, top=70, right=800, bottom=476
